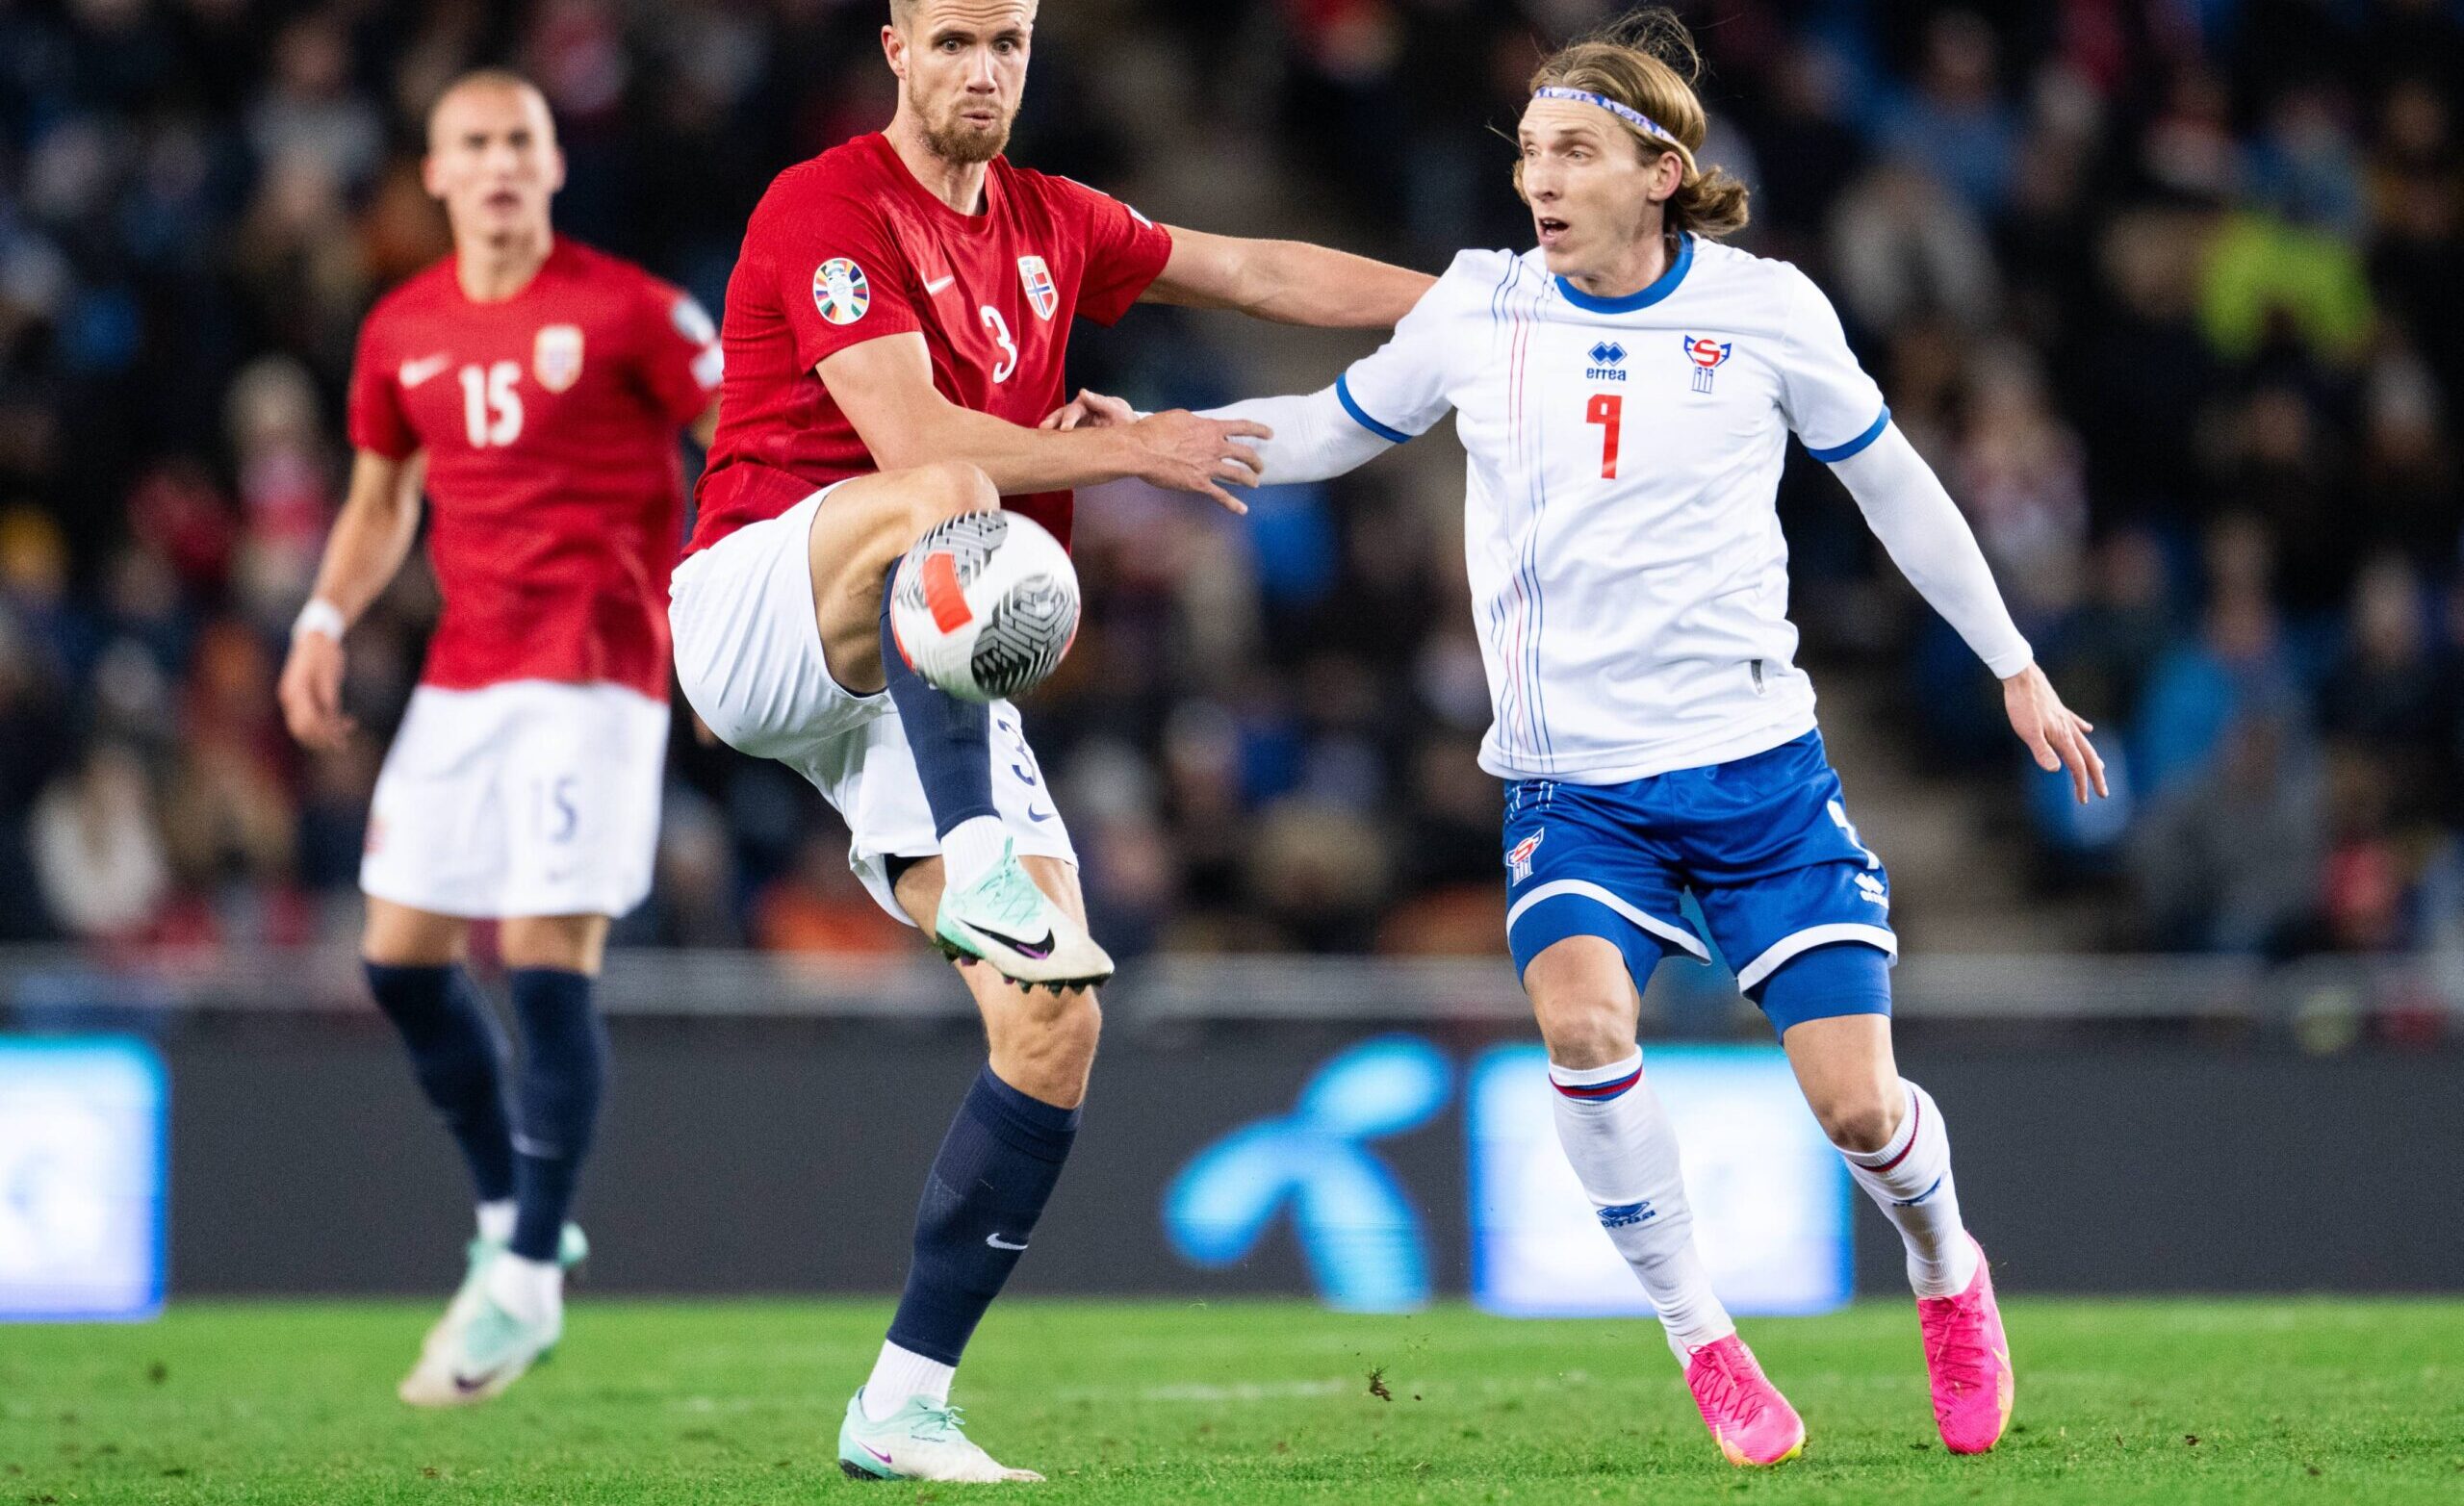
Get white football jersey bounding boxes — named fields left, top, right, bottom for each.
left=1336, top=235, right=1890, bottom=783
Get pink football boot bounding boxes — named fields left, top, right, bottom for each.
left=1918, top=1237, right=2014, bottom=1453
left=1683, top=1334, right=1807, bottom=1467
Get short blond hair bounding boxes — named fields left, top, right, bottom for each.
left=1521, top=9, right=1750, bottom=241
left=425, top=68, right=552, bottom=147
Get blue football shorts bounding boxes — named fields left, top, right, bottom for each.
left=1501, top=729, right=1896, bottom=1034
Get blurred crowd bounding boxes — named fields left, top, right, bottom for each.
left=2, top=0, right=2460, bottom=964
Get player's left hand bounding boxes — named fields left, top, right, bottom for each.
left=2002, top=662, right=2106, bottom=804
left=1040, top=389, right=1137, bottom=431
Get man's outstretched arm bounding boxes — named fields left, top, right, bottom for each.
left=1143, top=227, right=1432, bottom=328
left=819, top=334, right=1270, bottom=511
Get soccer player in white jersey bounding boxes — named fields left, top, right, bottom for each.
left=1166, top=9, right=2108, bottom=1468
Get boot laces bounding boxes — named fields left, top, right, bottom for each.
left=1924, top=1293, right=1992, bottom=1400
left=1696, top=1343, right=1768, bottom=1426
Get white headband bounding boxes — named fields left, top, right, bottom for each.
left=1531, top=86, right=1696, bottom=169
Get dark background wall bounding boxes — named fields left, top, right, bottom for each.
left=157, top=1018, right=2464, bottom=1299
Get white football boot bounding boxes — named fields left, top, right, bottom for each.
left=934, top=840, right=1113, bottom=991
left=399, top=1255, right=563, bottom=1408
left=837, top=1391, right=1043, bottom=1483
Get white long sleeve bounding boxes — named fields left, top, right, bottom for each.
left=1199, top=386, right=1396, bottom=485
left=1827, top=422, right=2034, bottom=677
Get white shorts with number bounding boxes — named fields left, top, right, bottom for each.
left=668, top=483, right=1076, bottom=922
left=359, top=680, right=670, bottom=920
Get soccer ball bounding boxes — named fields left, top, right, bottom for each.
left=888, top=511, right=1081, bottom=702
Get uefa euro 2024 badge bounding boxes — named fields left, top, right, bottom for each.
left=813, top=258, right=870, bottom=325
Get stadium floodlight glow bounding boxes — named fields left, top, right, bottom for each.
left=0, top=1035, right=167, bottom=1321
left=1468, top=1043, right=1852, bottom=1317
left=1163, top=1034, right=1451, bottom=1313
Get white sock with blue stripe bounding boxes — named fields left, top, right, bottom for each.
left=1835, top=1080, right=1978, bottom=1298
left=1548, top=1050, right=1734, bottom=1363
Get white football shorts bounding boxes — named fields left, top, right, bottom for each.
left=359, top=679, right=670, bottom=920
left=668, top=483, right=1076, bottom=922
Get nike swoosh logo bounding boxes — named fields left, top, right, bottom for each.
left=986, top=1233, right=1029, bottom=1251
left=922, top=274, right=955, bottom=295
left=860, top=1442, right=894, bottom=1466
left=399, top=354, right=450, bottom=388
left=969, top=921, right=1054, bottom=960
left=451, top=1367, right=501, bottom=1394
left=1025, top=804, right=1055, bottom=823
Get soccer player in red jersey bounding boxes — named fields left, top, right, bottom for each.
left=667, top=0, right=1433, bottom=1481
left=277, top=71, right=721, bottom=1408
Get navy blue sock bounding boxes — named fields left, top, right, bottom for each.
left=881, top=575, right=998, bottom=837
left=364, top=962, right=515, bottom=1204
left=506, top=968, right=608, bottom=1262
left=886, top=1067, right=1081, bottom=1365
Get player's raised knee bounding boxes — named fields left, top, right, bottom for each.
left=904, top=459, right=999, bottom=530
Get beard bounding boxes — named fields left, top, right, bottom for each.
left=922, top=105, right=1013, bottom=166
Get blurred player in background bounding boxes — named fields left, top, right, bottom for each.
left=278, top=71, right=721, bottom=1408
left=668, top=0, right=1429, bottom=1482
left=1182, top=8, right=2106, bottom=1470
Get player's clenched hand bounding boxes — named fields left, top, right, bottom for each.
left=1040, top=389, right=1138, bottom=431
left=278, top=630, right=356, bottom=751
left=1125, top=409, right=1271, bottom=514
left=2003, top=661, right=2106, bottom=804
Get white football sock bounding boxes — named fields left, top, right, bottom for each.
left=941, top=816, right=1010, bottom=890
left=1549, top=1050, right=1735, bottom=1362
left=861, top=1340, right=956, bottom=1421
left=476, top=1199, right=517, bottom=1245
left=482, top=1252, right=563, bottom=1325
left=1835, top=1079, right=1979, bottom=1298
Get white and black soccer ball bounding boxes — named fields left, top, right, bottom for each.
left=888, top=511, right=1081, bottom=703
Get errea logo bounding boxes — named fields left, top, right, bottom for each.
left=1585, top=341, right=1628, bottom=382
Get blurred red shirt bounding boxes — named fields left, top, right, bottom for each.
left=346, top=237, right=721, bottom=701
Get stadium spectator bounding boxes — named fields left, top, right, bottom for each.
left=29, top=740, right=168, bottom=941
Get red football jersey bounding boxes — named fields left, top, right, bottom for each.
left=691, top=131, right=1173, bottom=554
left=346, top=238, right=722, bottom=701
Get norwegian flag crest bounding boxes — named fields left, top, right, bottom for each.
left=1018, top=255, right=1059, bottom=320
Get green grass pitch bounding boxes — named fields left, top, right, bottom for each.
left=4, top=1298, right=2459, bottom=1503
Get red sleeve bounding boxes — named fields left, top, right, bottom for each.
left=1054, top=176, right=1173, bottom=326
left=757, top=174, right=924, bottom=372
left=346, top=306, right=417, bottom=460
left=630, top=271, right=725, bottom=425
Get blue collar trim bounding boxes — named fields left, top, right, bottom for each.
left=1553, top=234, right=1694, bottom=314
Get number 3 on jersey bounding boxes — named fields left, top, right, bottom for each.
left=1585, top=394, right=1621, bottom=479
left=980, top=305, right=1017, bottom=384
